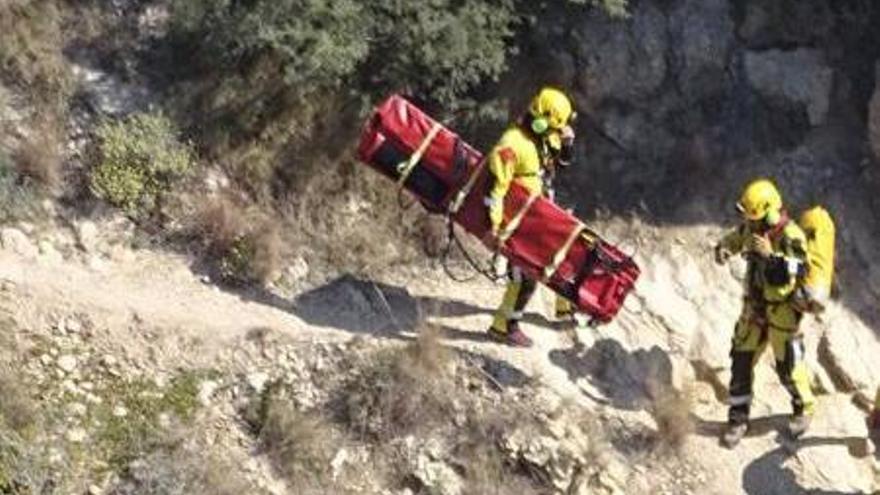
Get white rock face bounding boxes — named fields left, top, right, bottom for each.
left=1, top=228, right=38, bottom=258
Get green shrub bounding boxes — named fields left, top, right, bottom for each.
left=91, top=112, right=195, bottom=219
left=171, top=0, right=517, bottom=108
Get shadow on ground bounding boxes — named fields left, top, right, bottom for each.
left=548, top=338, right=674, bottom=411
left=740, top=435, right=874, bottom=495
left=234, top=274, right=534, bottom=388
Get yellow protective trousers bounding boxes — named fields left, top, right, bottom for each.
left=727, top=304, right=815, bottom=425
left=491, top=267, right=572, bottom=333
left=875, top=387, right=880, bottom=410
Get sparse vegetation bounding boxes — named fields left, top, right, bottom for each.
left=341, top=326, right=454, bottom=441
left=90, top=370, right=207, bottom=471
left=91, top=112, right=195, bottom=219
left=0, top=363, right=59, bottom=494
left=192, top=199, right=283, bottom=284
left=13, top=116, right=62, bottom=191
left=0, top=151, right=43, bottom=224
left=256, top=394, right=340, bottom=490
left=0, top=0, right=70, bottom=110
left=107, top=436, right=258, bottom=495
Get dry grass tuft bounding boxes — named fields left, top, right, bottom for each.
left=649, top=384, right=694, bottom=453
left=249, top=223, right=282, bottom=285
left=14, top=116, right=61, bottom=190
left=192, top=198, right=247, bottom=254
left=341, top=329, right=454, bottom=441
left=107, top=434, right=257, bottom=495
left=250, top=391, right=369, bottom=494
left=0, top=365, right=37, bottom=435
left=190, top=198, right=283, bottom=284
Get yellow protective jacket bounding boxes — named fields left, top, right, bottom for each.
left=486, top=126, right=547, bottom=232
left=717, top=217, right=808, bottom=315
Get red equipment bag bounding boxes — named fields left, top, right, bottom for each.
left=357, top=94, right=640, bottom=324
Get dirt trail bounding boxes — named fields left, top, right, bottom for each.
left=0, top=245, right=877, bottom=494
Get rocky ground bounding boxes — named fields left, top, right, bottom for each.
left=0, top=210, right=878, bottom=494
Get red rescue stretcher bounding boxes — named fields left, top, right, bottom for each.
left=356, top=94, right=640, bottom=324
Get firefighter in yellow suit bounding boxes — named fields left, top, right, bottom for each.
left=714, top=179, right=816, bottom=447
left=485, top=87, right=576, bottom=347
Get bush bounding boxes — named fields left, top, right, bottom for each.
left=91, top=112, right=195, bottom=219
left=171, top=0, right=517, bottom=108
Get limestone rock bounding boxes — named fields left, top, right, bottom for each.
left=412, top=457, right=462, bottom=495
left=76, top=220, right=100, bottom=253
left=744, top=49, right=833, bottom=126
left=818, top=313, right=880, bottom=393
left=246, top=372, right=270, bottom=394
left=57, top=355, right=78, bottom=374
left=1, top=228, right=38, bottom=258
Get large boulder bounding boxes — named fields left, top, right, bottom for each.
left=869, top=62, right=880, bottom=162
left=573, top=3, right=668, bottom=103
left=668, top=0, right=736, bottom=99
left=817, top=308, right=880, bottom=393
left=744, top=49, right=833, bottom=126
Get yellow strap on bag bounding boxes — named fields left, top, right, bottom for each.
left=543, top=223, right=585, bottom=281
left=498, top=193, right=540, bottom=244
left=448, top=158, right=487, bottom=214
left=798, top=205, right=835, bottom=302
left=397, top=123, right=442, bottom=187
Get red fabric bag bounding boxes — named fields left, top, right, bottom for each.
left=357, top=95, right=639, bottom=324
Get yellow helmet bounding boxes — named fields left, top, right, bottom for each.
left=528, top=87, right=574, bottom=134
left=737, top=179, right=783, bottom=221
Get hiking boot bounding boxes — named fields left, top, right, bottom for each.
left=788, top=414, right=811, bottom=439
left=722, top=423, right=748, bottom=448
left=487, top=323, right=533, bottom=348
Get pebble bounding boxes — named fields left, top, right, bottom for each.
left=67, top=402, right=88, bottom=416
left=198, top=380, right=219, bottom=406
left=247, top=372, right=270, bottom=394
left=64, top=317, right=83, bottom=334
left=66, top=428, right=88, bottom=443
left=39, top=354, right=53, bottom=367
left=57, top=355, right=78, bottom=373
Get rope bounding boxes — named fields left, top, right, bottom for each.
left=439, top=217, right=504, bottom=283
